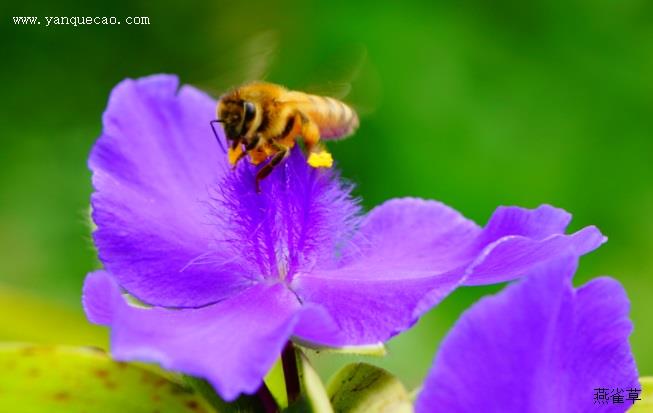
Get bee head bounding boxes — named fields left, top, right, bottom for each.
left=217, top=98, right=257, bottom=142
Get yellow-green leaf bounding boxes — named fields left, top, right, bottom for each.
left=296, top=339, right=386, bottom=357
left=184, top=376, right=263, bottom=413
left=0, top=287, right=106, bottom=347
left=0, top=344, right=217, bottom=413
left=286, top=350, right=333, bottom=413
left=631, top=377, right=653, bottom=413
left=326, top=363, right=413, bottom=413
left=265, top=357, right=288, bottom=408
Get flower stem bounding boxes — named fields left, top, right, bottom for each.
left=282, top=341, right=301, bottom=404
left=256, top=382, right=279, bottom=413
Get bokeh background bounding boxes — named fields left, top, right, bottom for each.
left=1, top=0, right=652, bottom=389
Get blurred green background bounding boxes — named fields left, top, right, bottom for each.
left=1, top=0, right=652, bottom=389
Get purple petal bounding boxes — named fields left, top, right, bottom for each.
left=339, top=198, right=480, bottom=273
left=293, top=200, right=604, bottom=345
left=83, top=271, right=302, bottom=401
left=463, top=205, right=606, bottom=285
left=293, top=198, right=475, bottom=345
left=415, top=257, right=639, bottom=413
left=475, top=204, right=572, bottom=242
left=215, top=147, right=361, bottom=280
left=90, top=75, right=251, bottom=307
left=291, top=303, right=347, bottom=345
left=292, top=268, right=462, bottom=346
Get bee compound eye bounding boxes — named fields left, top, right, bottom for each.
left=243, top=101, right=256, bottom=122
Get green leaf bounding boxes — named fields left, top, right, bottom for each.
left=184, top=375, right=266, bottom=413
left=407, top=386, right=421, bottom=403
left=265, top=357, right=288, bottom=408
left=0, top=343, right=217, bottom=413
left=326, top=363, right=413, bottom=413
left=295, top=340, right=386, bottom=357
left=284, top=350, right=333, bottom=413
left=630, top=377, right=653, bottom=413
left=0, top=287, right=107, bottom=348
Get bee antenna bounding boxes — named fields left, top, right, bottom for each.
left=210, top=120, right=227, bottom=153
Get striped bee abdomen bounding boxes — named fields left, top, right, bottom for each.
left=306, top=95, right=359, bottom=140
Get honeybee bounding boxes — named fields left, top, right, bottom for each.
left=212, top=82, right=359, bottom=192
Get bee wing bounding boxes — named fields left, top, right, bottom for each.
left=302, top=44, right=382, bottom=116
left=303, top=44, right=366, bottom=99
left=238, top=30, right=279, bottom=84
left=191, top=34, right=381, bottom=116
left=304, top=81, right=353, bottom=101
left=192, top=30, right=279, bottom=97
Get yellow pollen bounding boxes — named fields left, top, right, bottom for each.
left=228, top=146, right=242, bottom=166
left=307, top=151, right=333, bottom=168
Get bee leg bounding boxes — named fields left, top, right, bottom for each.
left=305, top=142, right=333, bottom=168
left=228, top=143, right=247, bottom=168
left=245, top=135, right=260, bottom=151
left=300, top=115, right=320, bottom=148
left=255, top=149, right=289, bottom=193
left=227, top=143, right=245, bottom=168
left=300, top=118, right=333, bottom=168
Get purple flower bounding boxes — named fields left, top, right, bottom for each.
left=416, top=257, right=639, bottom=413
left=83, top=75, right=606, bottom=400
